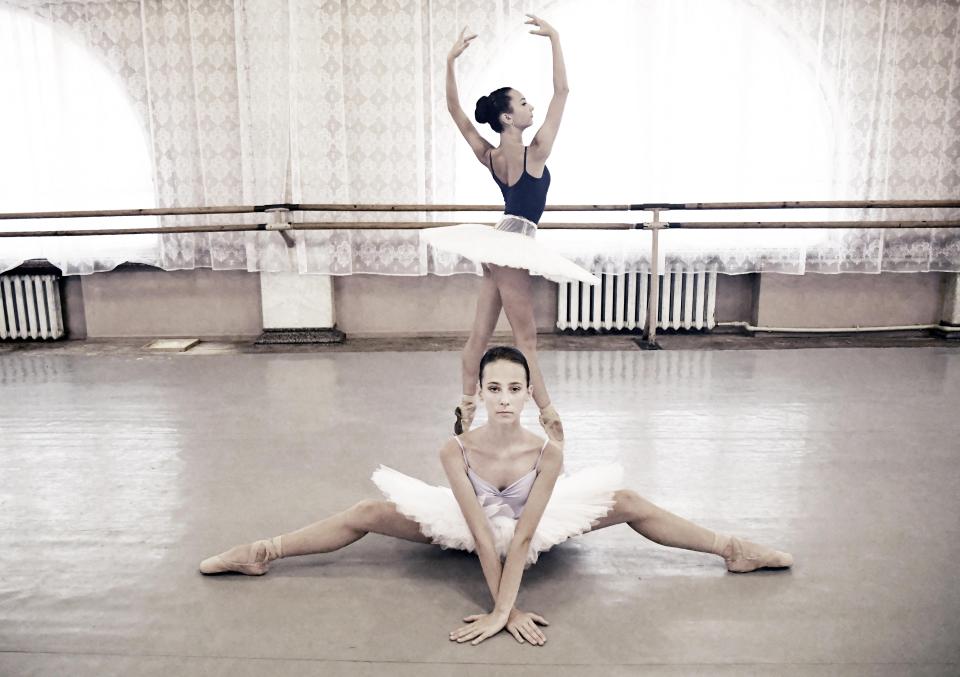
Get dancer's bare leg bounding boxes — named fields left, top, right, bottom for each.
left=199, top=500, right=430, bottom=575
left=281, top=499, right=430, bottom=555
left=489, top=265, right=547, bottom=405
left=461, top=267, right=502, bottom=397
left=489, top=264, right=563, bottom=442
left=587, top=490, right=793, bottom=572
left=456, top=268, right=503, bottom=433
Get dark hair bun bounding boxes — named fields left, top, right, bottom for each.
left=474, top=95, right=492, bottom=124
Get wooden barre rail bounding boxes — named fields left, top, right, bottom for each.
left=1, top=199, right=959, bottom=220
left=3, top=205, right=959, bottom=347
left=667, top=220, right=960, bottom=229
left=2, top=219, right=960, bottom=238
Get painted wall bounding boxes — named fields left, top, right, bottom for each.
left=333, top=274, right=557, bottom=337
left=755, top=272, right=943, bottom=328
left=54, top=267, right=949, bottom=339
left=78, top=267, right=262, bottom=338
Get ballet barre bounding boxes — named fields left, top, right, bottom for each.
left=1, top=198, right=959, bottom=220
left=1, top=219, right=957, bottom=239
left=1, top=199, right=958, bottom=344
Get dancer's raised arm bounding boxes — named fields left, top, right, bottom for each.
left=526, top=14, right=568, bottom=161
left=446, top=28, right=493, bottom=164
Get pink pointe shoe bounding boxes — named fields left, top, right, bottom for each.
left=716, top=534, right=794, bottom=573
left=538, top=404, right=565, bottom=444
left=199, top=536, right=284, bottom=575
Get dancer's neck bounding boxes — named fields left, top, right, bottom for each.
left=498, top=127, right=524, bottom=148
left=478, top=420, right=526, bottom=449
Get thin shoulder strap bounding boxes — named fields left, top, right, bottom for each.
left=454, top=435, right=471, bottom=469
left=487, top=151, right=502, bottom=184
left=523, top=146, right=528, bottom=172
left=534, top=438, right=549, bottom=471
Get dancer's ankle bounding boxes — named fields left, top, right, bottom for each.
left=711, top=532, right=732, bottom=558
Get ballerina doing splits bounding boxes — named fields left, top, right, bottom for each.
left=200, top=346, right=794, bottom=646
left=424, top=15, right=601, bottom=444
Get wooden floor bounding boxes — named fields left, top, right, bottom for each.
left=1, top=342, right=958, bottom=676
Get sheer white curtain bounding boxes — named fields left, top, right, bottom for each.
left=0, top=5, right=158, bottom=274
left=1, top=0, right=958, bottom=276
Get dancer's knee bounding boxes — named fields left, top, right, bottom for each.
left=615, top=490, right=653, bottom=521
left=349, top=499, right=387, bottom=530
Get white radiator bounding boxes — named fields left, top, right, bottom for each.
left=0, top=274, right=64, bottom=340
left=557, top=265, right=717, bottom=332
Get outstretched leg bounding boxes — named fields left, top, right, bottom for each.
left=199, top=500, right=431, bottom=575
left=588, top=490, right=793, bottom=573
left=457, top=267, right=502, bottom=432
left=488, top=264, right=563, bottom=443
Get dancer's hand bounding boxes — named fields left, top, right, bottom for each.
left=525, top=14, right=557, bottom=38
left=449, top=610, right=509, bottom=645
left=506, top=608, right=549, bottom=645
left=448, top=27, right=477, bottom=61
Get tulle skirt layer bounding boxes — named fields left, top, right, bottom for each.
left=371, top=463, right=623, bottom=566
left=421, top=214, right=601, bottom=286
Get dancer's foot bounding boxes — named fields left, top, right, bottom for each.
left=538, top=404, right=564, bottom=444
left=715, top=534, right=793, bottom=573
left=199, top=536, right=284, bottom=575
left=454, top=394, right=477, bottom=435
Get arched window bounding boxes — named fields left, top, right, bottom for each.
left=0, top=7, right=158, bottom=275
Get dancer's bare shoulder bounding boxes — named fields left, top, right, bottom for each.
left=539, top=439, right=563, bottom=470
left=438, top=436, right=462, bottom=461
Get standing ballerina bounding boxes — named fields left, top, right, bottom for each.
left=425, top=14, right=599, bottom=444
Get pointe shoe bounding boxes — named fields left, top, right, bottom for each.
left=199, top=536, right=284, bottom=576
left=454, top=395, right=477, bottom=435
left=717, top=534, right=794, bottom=573
left=538, top=404, right=565, bottom=444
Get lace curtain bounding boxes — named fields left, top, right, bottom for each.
left=1, top=0, right=958, bottom=277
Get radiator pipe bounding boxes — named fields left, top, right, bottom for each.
left=718, top=321, right=960, bottom=334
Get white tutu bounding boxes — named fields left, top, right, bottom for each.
left=422, top=215, right=601, bottom=286
left=371, top=463, right=623, bottom=566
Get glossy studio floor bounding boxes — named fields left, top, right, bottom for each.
left=1, top=341, right=959, bottom=676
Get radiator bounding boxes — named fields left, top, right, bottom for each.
left=0, top=274, right=64, bottom=340
left=557, top=266, right=717, bottom=332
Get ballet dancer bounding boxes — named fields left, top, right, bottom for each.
left=200, top=346, right=794, bottom=647
left=424, top=14, right=600, bottom=444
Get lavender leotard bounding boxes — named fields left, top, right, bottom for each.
left=455, top=436, right=548, bottom=519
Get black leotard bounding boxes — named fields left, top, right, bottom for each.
left=488, top=146, right=551, bottom=225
